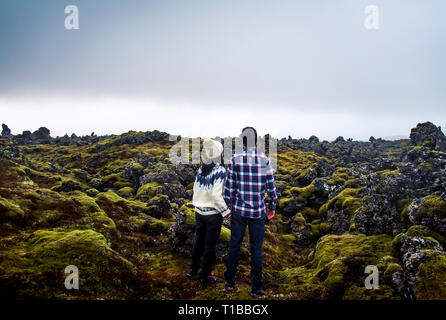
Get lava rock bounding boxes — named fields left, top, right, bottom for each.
left=354, top=195, right=405, bottom=236
left=409, top=122, right=446, bottom=151
left=54, top=180, right=83, bottom=192
left=407, top=196, right=446, bottom=234
left=1, top=124, right=11, bottom=136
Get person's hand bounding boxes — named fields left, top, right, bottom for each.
left=222, top=211, right=231, bottom=228
left=222, top=210, right=231, bottom=218
left=267, top=209, right=275, bottom=220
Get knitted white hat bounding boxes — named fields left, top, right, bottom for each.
left=202, top=138, right=223, bottom=161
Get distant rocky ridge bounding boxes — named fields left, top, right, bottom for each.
left=1, top=121, right=441, bottom=160
left=1, top=123, right=169, bottom=147
left=3, top=121, right=444, bottom=155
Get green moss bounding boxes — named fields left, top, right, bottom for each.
left=143, top=215, right=174, bottom=234
left=318, top=203, right=329, bottom=217
left=96, top=190, right=148, bottom=215
left=102, top=159, right=129, bottom=173
left=384, top=263, right=403, bottom=283
left=277, top=233, right=396, bottom=299
left=50, top=177, right=85, bottom=192
left=293, top=212, right=306, bottom=225
left=341, top=197, right=362, bottom=216
left=396, top=198, right=412, bottom=222
left=0, top=196, right=25, bottom=222
left=219, top=226, right=231, bottom=242
left=179, top=203, right=196, bottom=227
left=319, top=222, right=332, bottom=235
left=293, top=167, right=312, bottom=182
left=134, top=182, right=161, bottom=200
left=36, top=210, right=64, bottom=225
left=131, top=162, right=145, bottom=171
left=102, top=173, right=132, bottom=189
left=391, top=233, right=404, bottom=258
left=68, top=192, right=117, bottom=235
left=299, top=207, right=318, bottom=221
left=118, top=187, right=134, bottom=197
left=323, top=258, right=348, bottom=293
left=278, top=197, right=293, bottom=209
left=413, top=253, right=446, bottom=299
left=315, top=234, right=393, bottom=296
left=319, top=188, right=364, bottom=217
left=343, top=178, right=360, bottom=188
left=70, top=191, right=102, bottom=212
left=392, top=225, right=446, bottom=260
left=379, top=169, right=400, bottom=181
left=312, top=234, right=392, bottom=270
left=342, top=284, right=399, bottom=300
left=405, top=225, right=446, bottom=246
left=86, top=188, right=99, bottom=197
left=0, top=229, right=134, bottom=298
left=419, top=162, right=433, bottom=170
left=416, top=195, right=446, bottom=219
left=288, top=183, right=315, bottom=202
left=328, top=171, right=350, bottom=185
left=149, top=194, right=169, bottom=202
left=279, top=234, right=296, bottom=245
left=11, top=164, right=28, bottom=176
left=375, top=169, right=401, bottom=192
left=277, top=265, right=325, bottom=299
left=309, top=223, right=321, bottom=238
left=277, top=150, right=320, bottom=179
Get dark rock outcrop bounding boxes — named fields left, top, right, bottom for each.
left=1, top=124, right=11, bottom=136
left=409, top=122, right=446, bottom=151
left=354, top=195, right=405, bottom=236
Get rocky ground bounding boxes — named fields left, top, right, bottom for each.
left=0, top=122, right=445, bottom=300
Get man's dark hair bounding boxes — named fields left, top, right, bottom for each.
left=241, top=127, right=257, bottom=149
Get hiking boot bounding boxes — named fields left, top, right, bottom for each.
left=199, top=275, right=217, bottom=288
left=186, top=269, right=199, bottom=279
left=223, top=270, right=235, bottom=292
left=250, top=287, right=266, bottom=297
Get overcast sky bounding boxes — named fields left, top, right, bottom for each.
left=0, top=0, right=445, bottom=141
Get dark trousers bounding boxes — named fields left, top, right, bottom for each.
left=190, top=212, right=223, bottom=279
left=224, top=212, right=266, bottom=289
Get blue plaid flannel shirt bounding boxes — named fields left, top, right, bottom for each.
left=224, top=147, right=278, bottom=218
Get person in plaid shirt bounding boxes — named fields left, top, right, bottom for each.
left=223, top=127, right=278, bottom=297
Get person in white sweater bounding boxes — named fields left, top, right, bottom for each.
left=187, top=138, right=230, bottom=288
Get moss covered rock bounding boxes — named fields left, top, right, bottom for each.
left=408, top=195, right=446, bottom=234
left=0, top=229, right=135, bottom=298
left=0, top=195, right=25, bottom=223
left=413, top=252, right=446, bottom=299
left=135, top=182, right=161, bottom=202
left=278, top=233, right=398, bottom=299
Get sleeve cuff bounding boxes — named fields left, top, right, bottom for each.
left=219, top=207, right=231, bottom=217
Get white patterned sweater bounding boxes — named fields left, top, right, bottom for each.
left=192, top=164, right=230, bottom=216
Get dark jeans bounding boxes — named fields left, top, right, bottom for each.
left=224, top=212, right=266, bottom=289
left=190, top=212, right=223, bottom=279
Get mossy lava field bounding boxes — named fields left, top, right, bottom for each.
left=0, top=122, right=445, bottom=300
